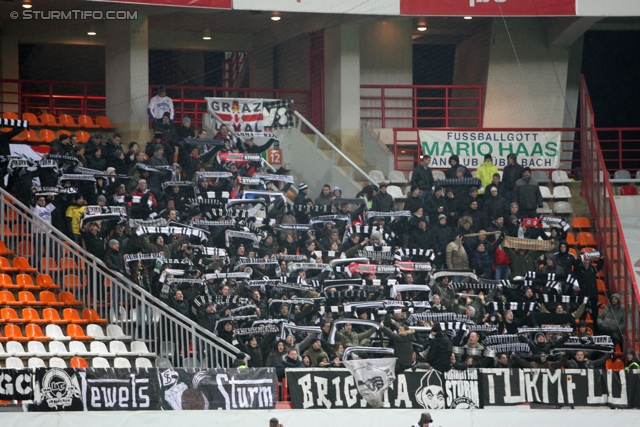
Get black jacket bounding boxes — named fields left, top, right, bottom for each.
left=425, top=332, right=453, bottom=372
left=104, top=247, right=126, bottom=275
left=425, top=195, right=447, bottom=224
left=513, top=177, right=543, bottom=210
left=372, top=192, right=395, bottom=212
left=484, top=193, right=508, bottom=221
left=503, top=159, right=524, bottom=191
left=411, top=165, right=434, bottom=191
left=403, top=196, right=424, bottom=214
left=380, top=327, right=415, bottom=366
left=276, top=355, right=305, bottom=379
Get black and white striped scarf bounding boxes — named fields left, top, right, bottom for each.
left=233, top=325, right=279, bottom=336
left=406, top=312, right=472, bottom=326
left=207, top=208, right=251, bottom=219
left=198, top=247, right=227, bottom=256
left=540, top=295, right=589, bottom=305
left=230, top=305, right=258, bottom=315
left=323, top=290, right=367, bottom=300
left=204, top=272, right=251, bottom=280
left=365, top=210, right=412, bottom=220
left=517, top=326, right=574, bottom=334
left=309, top=214, right=351, bottom=224
left=328, top=319, right=381, bottom=345
left=292, top=204, right=333, bottom=214
left=357, top=250, right=395, bottom=261
left=390, top=284, right=431, bottom=298
left=482, top=334, right=520, bottom=346
left=189, top=198, right=226, bottom=206
left=273, top=224, right=314, bottom=232
left=479, top=343, right=530, bottom=353
left=313, top=251, right=343, bottom=260
left=0, top=118, right=28, bottom=127
left=280, top=255, right=309, bottom=262
left=137, top=226, right=208, bottom=242
left=394, top=248, right=436, bottom=261
left=192, top=220, right=236, bottom=227
left=253, top=173, right=294, bottom=184
left=234, top=257, right=280, bottom=270
left=449, top=282, right=498, bottom=291
left=32, top=186, right=78, bottom=196
left=432, top=177, right=482, bottom=190
left=225, top=230, right=258, bottom=247
left=468, top=325, right=499, bottom=333
left=491, top=302, right=539, bottom=312
left=195, top=171, right=233, bottom=180
left=123, top=253, right=164, bottom=275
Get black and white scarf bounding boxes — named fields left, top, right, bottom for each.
left=449, top=282, right=499, bottom=291
left=123, top=253, right=164, bottom=274
left=432, top=177, right=482, bottom=190
left=204, top=272, right=251, bottom=280
left=491, top=302, right=539, bottom=312
left=539, top=216, right=570, bottom=232
left=253, top=173, right=294, bottom=184
left=207, top=208, right=251, bottom=219
left=310, top=214, right=351, bottom=224
left=273, top=224, right=314, bottom=232
left=192, top=219, right=236, bottom=227
left=365, top=210, right=411, bottom=220
left=32, top=186, right=78, bottom=196
left=406, top=312, right=472, bottom=326
left=280, top=255, right=309, bottom=262
left=225, top=230, right=259, bottom=248
left=540, top=295, right=589, bottom=305
left=517, top=326, right=574, bottom=334
left=233, top=325, right=279, bottom=336
left=356, top=250, right=395, bottom=261
left=137, top=226, right=208, bottom=242
left=394, top=248, right=436, bottom=261
left=291, top=204, right=333, bottom=214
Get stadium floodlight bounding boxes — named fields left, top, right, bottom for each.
left=87, top=26, right=97, bottom=36
left=203, top=29, right=211, bottom=40
left=22, top=0, right=32, bottom=9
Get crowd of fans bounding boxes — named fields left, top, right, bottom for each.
left=5, top=112, right=633, bottom=376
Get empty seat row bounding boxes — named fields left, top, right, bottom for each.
left=1, top=307, right=106, bottom=325
left=369, top=169, right=409, bottom=185
left=0, top=323, right=131, bottom=342
left=11, top=129, right=95, bottom=144
left=565, top=231, right=598, bottom=247
left=3, top=111, right=116, bottom=130
left=0, top=273, right=59, bottom=290
left=4, top=356, right=153, bottom=369
left=539, top=185, right=572, bottom=199
left=0, top=290, right=81, bottom=307
left=1, top=339, right=153, bottom=358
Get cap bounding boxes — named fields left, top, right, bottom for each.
left=106, top=167, right=116, bottom=175
left=74, top=193, right=84, bottom=201
left=154, top=144, right=164, bottom=152
left=154, top=131, right=163, bottom=138
left=469, top=186, right=478, bottom=194
left=182, top=116, right=191, bottom=123
left=457, top=166, right=465, bottom=173
left=299, top=183, right=308, bottom=191
left=438, top=214, right=447, bottom=220
left=330, top=229, right=339, bottom=235
left=484, top=153, right=492, bottom=160
left=97, top=195, right=107, bottom=203
left=509, top=215, right=518, bottom=222
left=138, top=179, right=147, bottom=185
left=431, top=323, right=442, bottom=333
left=108, top=239, right=119, bottom=248
left=433, top=186, right=442, bottom=192
left=419, top=413, right=433, bottom=424
left=236, top=352, right=251, bottom=360
left=173, top=162, right=182, bottom=169
left=162, top=111, right=171, bottom=118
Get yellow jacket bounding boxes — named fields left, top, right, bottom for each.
left=476, top=161, right=498, bottom=194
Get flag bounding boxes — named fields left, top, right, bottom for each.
left=263, top=99, right=294, bottom=130
left=342, top=358, right=396, bottom=408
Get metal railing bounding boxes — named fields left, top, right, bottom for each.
left=360, top=84, right=484, bottom=129
left=580, top=75, right=639, bottom=349
left=294, top=110, right=378, bottom=186
left=0, top=188, right=239, bottom=368
left=0, top=79, right=311, bottom=131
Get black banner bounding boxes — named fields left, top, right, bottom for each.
left=286, top=368, right=480, bottom=409
left=481, top=368, right=627, bottom=407
left=0, top=368, right=34, bottom=401
left=27, top=368, right=276, bottom=411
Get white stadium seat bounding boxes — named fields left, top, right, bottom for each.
left=92, top=357, right=111, bottom=368
left=553, top=185, right=572, bottom=199
left=539, top=186, right=553, bottom=199
left=552, top=170, right=571, bottom=184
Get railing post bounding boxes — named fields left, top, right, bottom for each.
left=381, top=87, right=386, bottom=129
left=413, top=87, right=417, bottom=128
left=445, top=88, right=450, bottom=127
left=477, top=87, right=483, bottom=128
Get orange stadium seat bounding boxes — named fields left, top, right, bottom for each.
left=67, top=324, right=91, bottom=340
left=565, top=232, right=577, bottom=246
left=0, top=241, right=14, bottom=256
left=4, top=324, right=28, bottom=341
left=0, top=274, right=19, bottom=289
left=63, top=308, right=89, bottom=324
left=82, top=308, right=108, bottom=324
left=16, top=241, right=35, bottom=258
left=76, top=130, right=90, bottom=143
left=21, top=308, right=47, bottom=324
left=25, top=324, right=51, bottom=341
left=0, top=290, right=22, bottom=305
left=22, top=112, right=43, bottom=127
left=58, top=292, right=83, bottom=306
left=13, top=257, right=37, bottom=273
left=77, top=115, right=99, bottom=129
left=58, top=114, right=80, bottom=128
left=96, top=116, right=117, bottom=129
left=43, top=308, right=68, bottom=325
left=18, top=291, right=45, bottom=306
left=1, top=308, right=24, bottom=323
left=63, top=274, right=84, bottom=290
left=577, top=232, right=597, bottom=246
left=70, top=357, right=89, bottom=368
left=15, top=274, right=40, bottom=291
left=0, top=257, right=17, bottom=273
left=39, top=129, right=55, bottom=143
left=38, top=291, right=64, bottom=307
left=40, top=113, right=61, bottom=127
left=57, top=129, right=71, bottom=138
left=37, top=274, right=61, bottom=290
left=572, top=217, right=591, bottom=230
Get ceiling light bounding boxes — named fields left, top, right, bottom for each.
left=203, top=29, right=211, bottom=40
left=87, top=26, right=97, bottom=36
left=22, top=0, right=32, bottom=9
left=464, top=16, right=473, bottom=20
left=270, top=16, right=281, bottom=21
left=417, top=26, right=427, bottom=32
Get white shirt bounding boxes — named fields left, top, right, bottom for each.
left=31, top=203, right=56, bottom=233
left=148, top=95, right=175, bottom=120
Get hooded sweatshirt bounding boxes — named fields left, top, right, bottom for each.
left=597, top=293, right=625, bottom=333
left=502, top=153, right=524, bottom=191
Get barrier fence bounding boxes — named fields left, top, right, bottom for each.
left=0, top=188, right=239, bottom=369
left=580, top=75, right=640, bottom=349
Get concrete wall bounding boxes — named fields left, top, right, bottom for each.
left=360, top=20, right=413, bottom=129
left=276, top=34, right=310, bottom=91
left=483, top=18, right=571, bottom=128
left=275, top=127, right=362, bottom=197
left=363, top=126, right=394, bottom=177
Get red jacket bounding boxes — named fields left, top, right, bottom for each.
left=493, top=246, right=512, bottom=269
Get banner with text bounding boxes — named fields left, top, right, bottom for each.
left=481, top=368, right=628, bottom=407
left=286, top=368, right=480, bottom=409
left=206, top=97, right=294, bottom=137
left=419, top=130, right=561, bottom=169
left=27, top=368, right=276, bottom=411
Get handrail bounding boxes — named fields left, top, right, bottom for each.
left=579, top=75, right=639, bottom=348
left=294, top=110, right=378, bottom=186
left=0, top=187, right=240, bottom=368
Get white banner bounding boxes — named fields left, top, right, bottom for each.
left=419, top=130, right=561, bottom=169
left=342, top=358, right=396, bottom=409
left=206, top=97, right=269, bottom=137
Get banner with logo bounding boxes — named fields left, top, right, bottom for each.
left=27, top=368, right=276, bottom=412
left=342, top=358, right=396, bottom=408
left=0, top=369, right=34, bottom=401
left=419, top=130, right=561, bottom=169
left=206, top=97, right=294, bottom=137
left=286, top=368, right=480, bottom=409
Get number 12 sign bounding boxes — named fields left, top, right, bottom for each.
left=268, top=149, right=283, bottom=165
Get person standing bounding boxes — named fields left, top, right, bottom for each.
left=476, top=154, right=498, bottom=196
left=502, top=153, right=524, bottom=203
left=512, top=167, right=542, bottom=219
left=412, top=413, right=434, bottom=427
left=411, top=155, right=434, bottom=202
left=147, top=84, right=174, bottom=122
